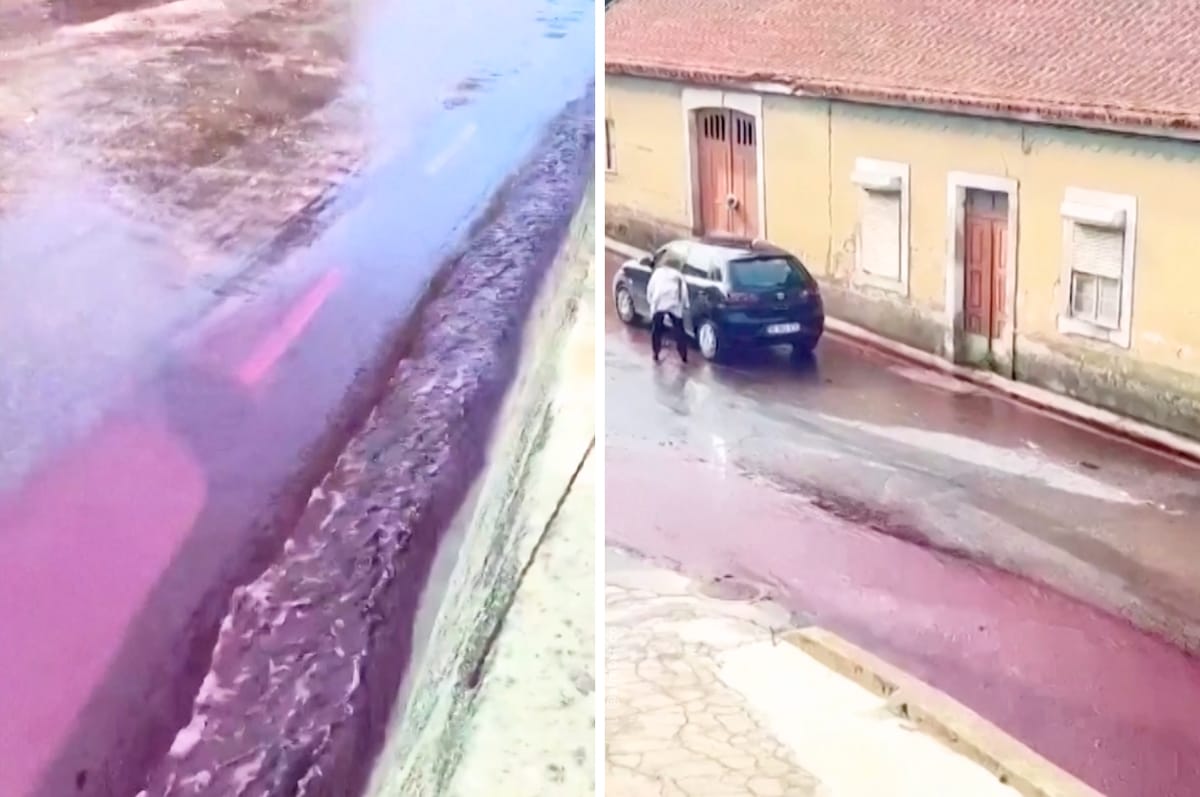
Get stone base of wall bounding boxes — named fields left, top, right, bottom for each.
left=605, top=204, right=689, bottom=252
left=1015, top=337, right=1200, bottom=442
left=819, top=284, right=947, bottom=358
left=606, top=205, right=1200, bottom=442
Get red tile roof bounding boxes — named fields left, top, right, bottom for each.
left=606, top=0, right=1200, bottom=134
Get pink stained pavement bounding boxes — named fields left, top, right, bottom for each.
left=606, top=441, right=1200, bottom=797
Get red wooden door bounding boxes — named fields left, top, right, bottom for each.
left=695, top=109, right=759, bottom=237
left=729, top=111, right=758, bottom=238
left=696, top=109, right=731, bottom=234
left=962, top=189, right=1008, bottom=341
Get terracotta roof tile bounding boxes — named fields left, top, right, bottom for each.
left=606, top=0, right=1200, bottom=132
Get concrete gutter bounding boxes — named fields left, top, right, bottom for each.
left=365, top=184, right=595, bottom=796
left=785, top=629, right=1103, bottom=797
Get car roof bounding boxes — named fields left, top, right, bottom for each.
left=672, top=235, right=793, bottom=273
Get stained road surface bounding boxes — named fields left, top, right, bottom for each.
left=0, top=2, right=592, bottom=795
left=604, top=250, right=1200, bottom=797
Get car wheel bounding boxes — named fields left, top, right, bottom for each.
left=697, top=319, right=722, bottom=361
left=614, top=284, right=638, bottom=324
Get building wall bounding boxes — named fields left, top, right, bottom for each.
left=605, top=77, right=689, bottom=247
left=605, top=73, right=1200, bottom=438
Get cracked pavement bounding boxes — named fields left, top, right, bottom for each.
left=605, top=549, right=1028, bottom=797
left=606, top=549, right=819, bottom=797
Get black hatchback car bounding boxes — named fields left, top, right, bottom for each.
left=612, top=236, right=825, bottom=361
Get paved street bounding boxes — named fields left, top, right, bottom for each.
left=605, top=248, right=1200, bottom=797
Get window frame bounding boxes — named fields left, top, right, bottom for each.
left=605, top=118, right=616, bottom=174
left=1056, top=187, right=1138, bottom=349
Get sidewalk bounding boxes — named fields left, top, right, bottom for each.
left=605, top=548, right=1058, bottom=797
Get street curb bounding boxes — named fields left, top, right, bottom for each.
left=784, top=628, right=1105, bottom=797
left=604, top=236, right=1200, bottom=468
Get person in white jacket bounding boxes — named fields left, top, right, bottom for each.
left=646, top=264, right=690, bottom=363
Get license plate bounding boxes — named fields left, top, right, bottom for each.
left=766, top=322, right=801, bottom=335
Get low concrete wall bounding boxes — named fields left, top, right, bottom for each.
left=1014, top=335, right=1200, bottom=442
left=364, top=183, right=595, bottom=796
left=604, top=203, right=688, bottom=254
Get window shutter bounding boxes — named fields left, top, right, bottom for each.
left=1069, top=222, right=1124, bottom=328
left=1070, top=223, right=1123, bottom=280
left=860, top=191, right=901, bottom=280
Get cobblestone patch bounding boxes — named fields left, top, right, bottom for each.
left=605, top=548, right=1031, bottom=797
left=605, top=552, right=820, bottom=797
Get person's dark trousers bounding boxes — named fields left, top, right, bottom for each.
left=651, top=311, right=688, bottom=363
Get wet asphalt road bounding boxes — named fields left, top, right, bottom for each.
left=604, top=250, right=1200, bottom=797
left=0, top=3, right=592, bottom=795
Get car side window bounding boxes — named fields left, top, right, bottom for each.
left=682, top=263, right=705, bottom=279
left=710, top=266, right=724, bottom=282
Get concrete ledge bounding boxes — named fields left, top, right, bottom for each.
left=784, top=628, right=1104, bottom=797
left=605, top=236, right=1200, bottom=468
left=365, top=182, right=596, bottom=797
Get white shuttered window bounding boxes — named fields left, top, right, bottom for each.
left=851, top=158, right=908, bottom=293
left=1057, top=188, right=1137, bottom=348
left=860, top=190, right=902, bottom=281
left=1067, top=223, right=1123, bottom=329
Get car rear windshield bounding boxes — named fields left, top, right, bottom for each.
left=728, top=256, right=810, bottom=290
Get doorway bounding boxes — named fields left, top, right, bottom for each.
left=694, top=108, right=758, bottom=238
left=961, top=188, right=1009, bottom=364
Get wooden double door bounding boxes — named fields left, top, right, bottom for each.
left=695, top=108, right=758, bottom=238
left=962, top=188, right=1008, bottom=361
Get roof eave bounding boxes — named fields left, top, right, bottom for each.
left=606, top=61, right=1200, bottom=143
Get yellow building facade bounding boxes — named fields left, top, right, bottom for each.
left=605, top=74, right=1200, bottom=439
